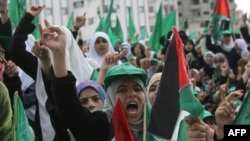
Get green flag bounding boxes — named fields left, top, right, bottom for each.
left=67, top=12, right=74, bottom=30
left=162, top=10, right=176, bottom=36
left=113, top=15, right=124, bottom=42
left=188, top=31, right=199, bottom=40
left=9, top=0, right=26, bottom=27
left=138, top=27, right=147, bottom=41
left=148, top=3, right=162, bottom=53
left=128, top=8, right=137, bottom=43
left=107, top=28, right=118, bottom=46
left=103, top=0, right=114, bottom=32
left=32, top=16, right=40, bottom=39
left=13, top=92, right=34, bottom=141
left=96, top=11, right=105, bottom=32
left=180, top=19, right=188, bottom=32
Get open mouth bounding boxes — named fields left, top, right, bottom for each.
left=126, top=102, right=138, bottom=114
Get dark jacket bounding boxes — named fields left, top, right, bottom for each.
left=240, top=26, right=250, bottom=45
left=51, top=71, right=112, bottom=141
left=9, top=12, right=71, bottom=141
left=0, top=14, right=22, bottom=106
left=206, top=35, right=241, bottom=75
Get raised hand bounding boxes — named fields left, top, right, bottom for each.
left=186, top=117, right=212, bottom=141
left=32, top=41, right=50, bottom=61
left=139, top=58, right=150, bottom=70
left=101, top=49, right=127, bottom=71
left=215, top=100, right=235, bottom=128
left=98, top=50, right=126, bottom=85
left=41, top=26, right=66, bottom=54
left=4, top=60, right=18, bottom=78
left=27, top=5, right=45, bottom=17
left=74, top=12, right=86, bottom=29
left=226, top=90, right=243, bottom=101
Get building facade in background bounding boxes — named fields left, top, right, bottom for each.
left=27, top=0, right=242, bottom=42
left=178, top=0, right=241, bottom=33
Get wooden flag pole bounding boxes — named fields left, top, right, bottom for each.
left=143, top=104, right=147, bottom=141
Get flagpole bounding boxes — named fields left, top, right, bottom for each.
left=143, top=104, right=146, bottom=141
left=174, top=0, right=179, bottom=30
left=231, top=4, right=236, bottom=41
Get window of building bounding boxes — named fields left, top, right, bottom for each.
left=170, top=6, right=174, bottom=11
left=191, top=9, right=201, bottom=16
left=229, top=0, right=233, bottom=2
left=163, top=5, right=168, bottom=14
left=200, top=20, right=209, bottom=27
left=203, top=11, right=209, bottom=15
left=61, top=8, right=68, bottom=15
left=203, top=0, right=208, bottom=3
left=210, top=2, right=215, bottom=9
left=127, top=6, right=132, bottom=12
left=103, top=5, right=108, bottom=13
left=88, top=18, right=94, bottom=25
left=139, top=6, right=144, bottom=13
left=73, top=0, right=84, bottom=8
left=179, top=13, right=182, bottom=17
left=45, top=8, right=52, bottom=15
left=192, top=0, right=200, bottom=5
left=178, top=1, right=181, bottom=5
left=149, top=6, right=154, bottom=13
left=150, top=26, right=154, bottom=32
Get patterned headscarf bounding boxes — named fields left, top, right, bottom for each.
left=76, top=80, right=106, bottom=101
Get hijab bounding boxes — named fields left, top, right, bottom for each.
left=235, top=39, right=249, bottom=57
left=121, top=42, right=131, bottom=58
left=104, top=76, right=146, bottom=141
left=147, top=73, right=162, bottom=105
left=88, top=32, right=115, bottom=67
left=221, top=35, right=234, bottom=52
left=76, top=80, right=106, bottom=101
left=203, top=51, right=216, bottom=68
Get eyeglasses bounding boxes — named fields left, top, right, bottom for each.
left=95, top=39, right=107, bottom=44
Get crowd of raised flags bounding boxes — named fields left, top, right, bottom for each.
left=1, top=0, right=250, bottom=140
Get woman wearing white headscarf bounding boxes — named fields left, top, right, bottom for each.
left=9, top=5, right=94, bottom=141
left=86, top=32, right=115, bottom=68
left=235, top=38, right=249, bottom=58
left=206, top=29, right=241, bottom=74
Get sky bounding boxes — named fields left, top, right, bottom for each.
left=235, top=0, right=250, bottom=14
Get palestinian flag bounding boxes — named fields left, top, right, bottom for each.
left=112, top=99, right=136, bottom=141
left=147, top=27, right=204, bottom=140
left=209, top=0, right=230, bottom=44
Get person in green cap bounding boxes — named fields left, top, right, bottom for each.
left=39, top=24, right=163, bottom=140
left=205, top=25, right=241, bottom=75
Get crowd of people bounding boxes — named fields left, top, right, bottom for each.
left=1, top=0, right=250, bottom=141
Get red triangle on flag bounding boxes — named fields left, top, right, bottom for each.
left=112, top=99, right=136, bottom=141
left=214, top=0, right=230, bottom=18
